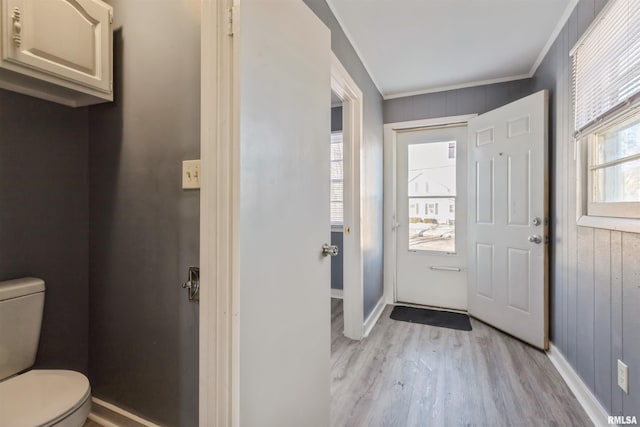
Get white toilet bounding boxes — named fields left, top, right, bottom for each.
left=0, top=278, right=92, bottom=427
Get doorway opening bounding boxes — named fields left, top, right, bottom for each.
left=330, top=90, right=344, bottom=310
left=393, top=122, right=469, bottom=310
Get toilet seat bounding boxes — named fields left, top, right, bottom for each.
left=0, top=369, right=91, bottom=427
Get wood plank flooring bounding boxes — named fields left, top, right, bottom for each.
left=330, top=298, right=592, bottom=427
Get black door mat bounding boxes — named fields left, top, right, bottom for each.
left=390, top=305, right=472, bottom=331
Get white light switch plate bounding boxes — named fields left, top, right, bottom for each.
left=618, top=359, right=629, bottom=394
left=182, top=160, right=201, bottom=189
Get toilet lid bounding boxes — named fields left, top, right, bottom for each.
left=0, top=370, right=90, bottom=427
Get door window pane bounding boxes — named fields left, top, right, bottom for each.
left=408, top=141, right=456, bottom=252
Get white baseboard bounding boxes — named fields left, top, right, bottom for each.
left=330, top=288, right=343, bottom=299
left=546, top=343, right=612, bottom=427
left=363, top=297, right=386, bottom=337
left=90, top=397, right=162, bottom=427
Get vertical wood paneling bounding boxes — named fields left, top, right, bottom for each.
left=562, top=15, right=575, bottom=358
left=568, top=9, right=579, bottom=52
left=577, top=0, right=595, bottom=37
left=622, top=233, right=640, bottom=417
left=445, top=90, right=461, bottom=117
left=594, top=229, right=612, bottom=412
left=594, top=0, right=608, bottom=16
left=611, top=231, right=624, bottom=416
left=565, top=24, right=578, bottom=366
left=532, top=0, right=640, bottom=420
left=382, top=80, right=535, bottom=124
left=576, top=227, right=595, bottom=389
left=558, top=27, right=570, bottom=352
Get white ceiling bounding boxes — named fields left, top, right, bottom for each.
left=327, top=0, right=575, bottom=99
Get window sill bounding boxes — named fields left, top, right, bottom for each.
left=577, top=215, right=640, bottom=234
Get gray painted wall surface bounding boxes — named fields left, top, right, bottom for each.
left=0, top=89, right=89, bottom=374
left=87, top=1, right=200, bottom=426
left=532, top=0, right=639, bottom=417
left=331, top=105, right=342, bottom=132
left=383, top=79, right=534, bottom=124
left=305, top=0, right=384, bottom=317
left=331, top=232, right=343, bottom=290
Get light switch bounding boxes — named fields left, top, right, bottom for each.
left=182, top=160, right=201, bottom=189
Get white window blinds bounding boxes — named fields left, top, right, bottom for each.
left=571, top=0, right=640, bottom=131
left=330, top=131, right=344, bottom=225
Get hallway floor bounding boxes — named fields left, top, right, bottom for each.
left=330, top=299, right=591, bottom=427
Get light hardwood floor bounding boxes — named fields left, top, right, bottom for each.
left=331, top=298, right=591, bottom=427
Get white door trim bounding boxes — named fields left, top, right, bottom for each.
left=331, top=53, right=365, bottom=340
left=383, top=115, right=477, bottom=306
left=200, top=0, right=238, bottom=426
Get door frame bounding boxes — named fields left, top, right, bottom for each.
left=200, top=0, right=238, bottom=425
left=331, top=53, right=365, bottom=340
left=383, top=115, right=476, bottom=306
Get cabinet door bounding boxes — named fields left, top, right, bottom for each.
left=2, top=0, right=112, bottom=93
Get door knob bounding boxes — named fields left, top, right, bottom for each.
left=322, top=243, right=339, bottom=257
left=528, top=235, right=542, bottom=244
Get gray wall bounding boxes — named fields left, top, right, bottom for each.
left=0, top=89, right=89, bottom=374
left=331, top=232, right=343, bottom=290
left=331, top=105, right=343, bottom=132
left=305, top=0, right=384, bottom=317
left=384, top=79, right=534, bottom=124
left=532, top=0, right=639, bottom=417
left=87, top=1, right=200, bottom=426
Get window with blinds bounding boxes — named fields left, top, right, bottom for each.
left=330, top=131, right=344, bottom=225
left=571, top=0, right=640, bottom=132
left=573, top=0, right=640, bottom=224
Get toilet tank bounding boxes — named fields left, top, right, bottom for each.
left=0, top=278, right=45, bottom=381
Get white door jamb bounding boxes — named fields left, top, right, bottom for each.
left=331, top=53, right=365, bottom=340
left=200, top=0, right=238, bottom=426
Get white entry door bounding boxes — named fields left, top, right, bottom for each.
left=467, top=90, right=549, bottom=350
left=236, top=0, right=331, bottom=425
left=396, top=125, right=468, bottom=310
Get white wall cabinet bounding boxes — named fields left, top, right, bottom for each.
left=0, top=0, right=113, bottom=107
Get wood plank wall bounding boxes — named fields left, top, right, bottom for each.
left=532, top=0, right=640, bottom=417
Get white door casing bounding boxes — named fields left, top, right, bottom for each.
left=331, top=53, right=365, bottom=340
left=199, top=0, right=332, bottom=426
left=395, top=124, right=468, bottom=310
left=467, top=90, right=549, bottom=350
left=383, top=115, right=476, bottom=308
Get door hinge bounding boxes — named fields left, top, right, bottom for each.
left=227, top=6, right=235, bottom=36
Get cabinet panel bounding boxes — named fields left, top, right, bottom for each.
left=1, top=0, right=112, bottom=102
